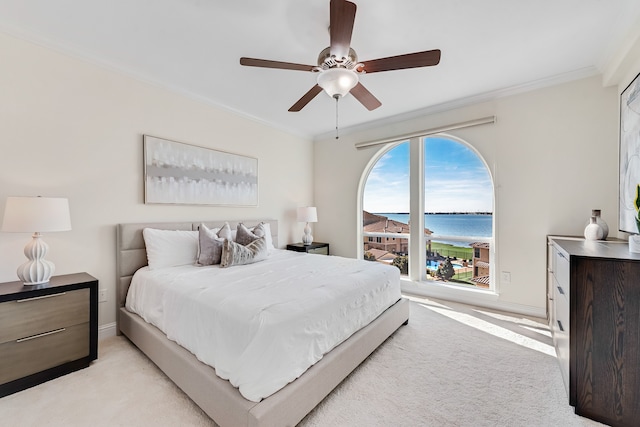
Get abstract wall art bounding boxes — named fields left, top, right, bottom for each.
left=143, top=135, right=258, bottom=206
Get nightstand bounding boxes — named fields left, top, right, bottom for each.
left=0, top=272, right=98, bottom=398
left=286, top=242, right=330, bottom=255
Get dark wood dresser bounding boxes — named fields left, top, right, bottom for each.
left=0, top=273, right=98, bottom=397
left=547, top=237, right=640, bottom=426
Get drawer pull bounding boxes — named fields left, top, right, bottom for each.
left=557, top=320, right=564, bottom=332
left=557, top=286, right=565, bottom=295
left=16, top=328, right=66, bottom=343
left=16, top=293, right=66, bottom=303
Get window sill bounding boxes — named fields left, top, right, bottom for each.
left=399, top=278, right=546, bottom=318
left=400, top=277, right=498, bottom=305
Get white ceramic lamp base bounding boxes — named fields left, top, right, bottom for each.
left=302, top=223, right=313, bottom=245
left=17, top=233, right=55, bottom=285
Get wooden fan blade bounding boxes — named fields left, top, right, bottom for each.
left=330, top=0, right=357, bottom=59
left=350, top=82, right=382, bottom=111
left=289, top=85, right=324, bottom=112
left=240, top=57, right=315, bottom=72
left=359, top=49, right=441, bottom=74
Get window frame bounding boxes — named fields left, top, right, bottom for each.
left=358, top=133, right=496, bottom=292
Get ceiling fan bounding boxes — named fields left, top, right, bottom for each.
left=239, top=0, right=441, bottom=113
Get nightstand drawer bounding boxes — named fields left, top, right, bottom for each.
left=0, top=273, right=98, bottom=398
left=0, top=288, right=89, bottom=344
left=0, top=322, right=90, bottom=384
left=286, top=242, right=330, bottom=255
left=307, top=246, right=329, bottom=255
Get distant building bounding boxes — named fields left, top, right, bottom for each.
left=363, top=211, right=432, bottom=258
left=364, top=211, right=491, bottom=288
left=363, top=248, right=397, bottom=264
left=470, top=242, right=490, bottom=288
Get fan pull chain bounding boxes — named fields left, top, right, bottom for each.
left=335, top=95, right=340, bottom=140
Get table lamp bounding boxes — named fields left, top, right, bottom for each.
left=297, top=206, right=317, bottom=245
left=1, top=196, right=72, bottom=285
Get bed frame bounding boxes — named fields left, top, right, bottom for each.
left=116, top=220, right=410, bottom=427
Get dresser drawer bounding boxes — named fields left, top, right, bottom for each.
left=553, top=248, right=570, bottom=301
left=553, top=274, right=570, bottom=397
left=0, top=288, right=89, bottom=344
left=0, top=322, right=90, bottom=384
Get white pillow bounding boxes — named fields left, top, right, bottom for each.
left=255, top=222, right=275, bottom=251
left=217, top=222, right=233, bottom=240
left=142, top=228, right=198, bottom=270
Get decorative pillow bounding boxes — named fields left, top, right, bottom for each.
left=237, top=222, right=275, bottom=250
left=142, top=228, right=198, bottom=270
left=236, top=222, right=261, bottom=246
left=197, top=223, right=226, bottom=266
left=220, top=237, right=268, bottom=268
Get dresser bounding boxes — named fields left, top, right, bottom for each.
left=286, top=242, right=330, bottom=255
left=547, top=237, right=640, bottom=427
left=0, top=273, right=98, bottom=397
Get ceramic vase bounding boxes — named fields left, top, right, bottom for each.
left=591, top=209, right=609, bottom=240
left=630, top=235, right=640, bottom=253
left=584, top=216, right=604, bottom=241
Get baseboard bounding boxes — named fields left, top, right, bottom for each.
left=401, top=280, right=546, bottom=318
left=98, top=322, right=117, bottom=340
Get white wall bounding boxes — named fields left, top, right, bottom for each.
left=313, top=75, right=619, bottom=315
left=0, top=33, right=313, bottom=328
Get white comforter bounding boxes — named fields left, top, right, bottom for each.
left=125, top=249, right=401, bottom=402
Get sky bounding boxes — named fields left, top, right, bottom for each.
left=363, top=137, right=494, bottom=213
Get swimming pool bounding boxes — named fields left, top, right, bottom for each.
left=426, top=260, right=465, bottom=271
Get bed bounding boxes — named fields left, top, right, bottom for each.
left=116, top=220, right=410, bottom=427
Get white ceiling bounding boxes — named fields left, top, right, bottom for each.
left=1, top=0, right=639, bottom=140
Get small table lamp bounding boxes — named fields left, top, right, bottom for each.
left=297, top=206, right=318, bottom=246
left=1, top=196, right=72, bottom=285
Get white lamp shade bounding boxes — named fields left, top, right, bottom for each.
left=2, top=197, right=72, bottom=233
left=317, top=68, right=359, bottom=98
left=297, top=206, right=318, bottom=223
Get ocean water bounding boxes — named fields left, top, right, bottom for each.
left=376, top=213, right=492, bottom=243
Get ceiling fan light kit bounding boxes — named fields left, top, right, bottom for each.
left=240, top=0, right=441, bottom=130
left=317, top=68, right=359, bottom=98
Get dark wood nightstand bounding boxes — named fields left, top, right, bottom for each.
left=0, top=272, right=98, bottom=398
left=286, top=242, right=330, bottom=255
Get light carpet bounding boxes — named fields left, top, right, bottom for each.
left=0, top=296, right=603, bottom=427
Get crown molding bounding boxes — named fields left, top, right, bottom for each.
left=314, top=67, right=600, bottom=142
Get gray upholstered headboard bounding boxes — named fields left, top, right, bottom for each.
left=116, top=220, right=279, bottom=310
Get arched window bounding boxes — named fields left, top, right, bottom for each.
left=361, top=135, right=494, bottom=290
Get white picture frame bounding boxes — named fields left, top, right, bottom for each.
left=143, top=135, right=258, bottom=206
